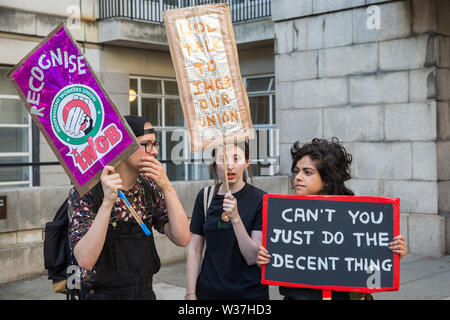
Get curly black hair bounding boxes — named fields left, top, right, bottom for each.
left=290, top=137, right=354, bottom=196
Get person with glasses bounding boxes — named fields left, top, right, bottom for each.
left=68, top=115, right=190, bottom=300
left=140, top=140, right=160, bottom=154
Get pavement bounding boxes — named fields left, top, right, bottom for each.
left=0, top=254, right=449, bottom=300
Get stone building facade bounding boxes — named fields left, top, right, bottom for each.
left=273, top=0, right=449, bottom=257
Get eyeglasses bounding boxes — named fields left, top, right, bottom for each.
left=140, top=141, right=160, bottom=153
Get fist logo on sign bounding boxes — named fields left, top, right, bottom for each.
left=63, top=97, right=93, bottom=137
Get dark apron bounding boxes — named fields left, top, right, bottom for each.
left=79, top=218, right=161, bottom=300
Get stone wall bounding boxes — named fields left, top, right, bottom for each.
left=273, top=0, right=449, bottom=256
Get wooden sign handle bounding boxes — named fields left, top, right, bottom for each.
left=222, top=143, right=230, bottom=193
left=220, top=143, right=231, bottom=223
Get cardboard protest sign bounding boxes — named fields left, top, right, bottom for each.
left=164, top=3, right=254, bottom=152
left=262, top=194, right=400, bottom=294
left=7, top=23, right=139, bottom=196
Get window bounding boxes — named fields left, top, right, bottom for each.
left=130, top=74, right=277, bottom=181
left=244, top=75, right=277, bottom=176
left=130, top=76, right=201, bottom=181
left=0, top=67, right=32, bottom=188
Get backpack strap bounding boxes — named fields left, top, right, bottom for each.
left=203, top=186, right=213, bottom=218
left=202, top=186, right=214, bottom=255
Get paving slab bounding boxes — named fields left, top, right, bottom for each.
left=0, top=275, right=64, bottom=300
left=1, top=254, right=449, bottom=300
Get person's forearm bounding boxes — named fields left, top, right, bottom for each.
left=186, top=247, right=202, bottom=297
left=231, top=216, right=259, bottom=265
left=74, top=201, right=113, bottom=270
left=161, top=184, right=190, bottom=246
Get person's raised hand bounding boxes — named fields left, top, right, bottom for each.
left=223, top=192, right=239, bottom=223
left=139, top=156, right=171, bottom=191
left=101, top=165, right=122, bottom=206
left=389, top=235, right=407, bottom=259
left=256, top=245, right=271, bottom=268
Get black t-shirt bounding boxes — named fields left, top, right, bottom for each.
left=190, top=183, right=269, bottom=300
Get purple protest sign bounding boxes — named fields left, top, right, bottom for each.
left=7, top=23, right=139, bottom=196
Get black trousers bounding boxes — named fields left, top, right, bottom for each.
left=79, top=219, right=160, bottom=300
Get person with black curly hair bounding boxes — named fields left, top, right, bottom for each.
left=257, top=138, right=407, bottom=300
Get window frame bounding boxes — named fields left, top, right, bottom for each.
left=243, top=74, right=277, bottom=176
left=0, top=92, right=33, bottom=187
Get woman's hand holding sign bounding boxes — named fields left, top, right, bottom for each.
left=389, top=235, right=407, bottom=259
left=223, top=192, right=240, bottom=224
left=257, top=245, right=271, bottom=268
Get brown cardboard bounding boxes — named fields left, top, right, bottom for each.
left=164, top=3, right=254, bottom=152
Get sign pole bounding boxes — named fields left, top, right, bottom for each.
left=222, top=141, right=230, bottom=193
left=221, top=139, right=231, bottom=223
left=118, top=190, right=151, bottom=236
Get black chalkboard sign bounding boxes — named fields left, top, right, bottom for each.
left=262, top=194, right=400, bottom=295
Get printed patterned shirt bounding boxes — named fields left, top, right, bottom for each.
left=67, top=175, right=168, bottom=285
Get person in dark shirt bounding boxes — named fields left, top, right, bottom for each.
left=69, top=115, right=190, bottom=300
left=186, top=141, right=269, bottom=300
left=257, top=138, right=407, bottom=300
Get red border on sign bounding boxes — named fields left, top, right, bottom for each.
left=261, top=194, right=400, bottom=294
